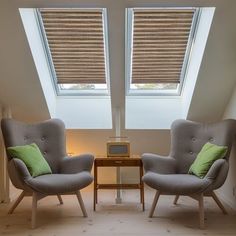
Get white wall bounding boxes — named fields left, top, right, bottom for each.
left=217, top=85, right=236, bottom=209
left=126, top=97, right=182, bottom=129
left=182, top=8, right=215, bottom=118
left=20, top=9, right=57, bottom=118
left=57, top=97, right=112, bottom=129
left=187, top=1, right=236, bottom=122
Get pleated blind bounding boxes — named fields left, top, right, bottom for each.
left=40, top=9, right=106, bottom=84
left=131, top=9, right=195, bottom=84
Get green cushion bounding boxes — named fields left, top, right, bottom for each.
left=189, top=142, right=228, bottom=178
left=7, top=143, right=52, bottom=177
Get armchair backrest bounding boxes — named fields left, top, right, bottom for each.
left=170, top=119, right=236, bottom=174
left=1, top=118, right=67, bottom=174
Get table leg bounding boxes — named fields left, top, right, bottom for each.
left=140, top=165, right=145, bottom=211
left=94, top=163, right=97, bottom=211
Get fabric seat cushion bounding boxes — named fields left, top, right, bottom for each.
left=143, top=172, right=212, bottom=195
left=25, top=171, right=93, bottom=194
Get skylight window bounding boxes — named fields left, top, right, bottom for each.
left=126, top=8, right=200, bottom=95
left=38, top=8, right=109, bottom=95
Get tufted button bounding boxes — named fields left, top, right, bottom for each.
left=189, top=151, right=193, bottom=155
left=43, top=151, right=47, bottom=155
left=24, top=136, right=28, bottom=140
left=191, top=137, right=196, bottom=141
left=41, top=137, right=45, bottom=141
left=209, top=138, right=214, bottom=142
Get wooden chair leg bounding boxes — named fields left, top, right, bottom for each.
left=31, top=192, right=38, bottom=229
left=199, top=193, right=205, bottom=229
left=173, top=195, right=179, bottom=205
left=76, top=191, right=87, bottom=217
left=149, top=191, right=161, bottom=218
left=8, top=191, right=25, bottom=214
left=57, top=195, right=63, bottom=205
left=211, top=191, right=227, bottom=214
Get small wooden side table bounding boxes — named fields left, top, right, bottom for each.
left=94, top=156, right=144, bottom=211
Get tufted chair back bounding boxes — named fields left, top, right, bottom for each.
left=170, top=119, right=236, bottom=174
left=1, top=118, right=67, bottom=174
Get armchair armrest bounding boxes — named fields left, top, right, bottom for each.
left=141, top=153, right=176, bottom=174
left=8, top=158, right=32, bottom=190
left=60, top=154, right=94, bottom=174
left=9, top=158, right=32, bottom=180
left=205, top=159, right=228, bottom=180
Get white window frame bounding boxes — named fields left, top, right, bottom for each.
left=36, top=8, right=110, bottom=96
left=125, top=7, right=201, bottom=96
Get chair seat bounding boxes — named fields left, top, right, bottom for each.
left=143, top=172, right=212, bottom=195
left=26, top=171, right=93, bottom=195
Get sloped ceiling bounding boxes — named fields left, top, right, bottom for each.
left=187, top=1, right=236, bottom=122
left=0, top=0, right=236, bottom=123
left=0, top=1, right=50, bottom=121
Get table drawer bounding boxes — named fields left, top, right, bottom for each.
left=95, top=159, right=141, bottom=166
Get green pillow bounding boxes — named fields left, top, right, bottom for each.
left=7, top=143, right=52, bottom=177
left=189, top=142, right=228, bottom=178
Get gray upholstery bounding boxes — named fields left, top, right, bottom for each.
left=142, top=119, right=236, bottom=195
left=142, top=119, right=236, bottom=228
left=26, top=172, right=93, bottom=195
left=1, top=118, right=94, bottom=195
left=143, top=172, right=212, bottom=195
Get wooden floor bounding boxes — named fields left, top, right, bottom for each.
left=0, top=186, right=236, bottom=235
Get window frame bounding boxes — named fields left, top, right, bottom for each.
left=36, top=8, right=110, bottom=96
left=125, top=7, right=201, bottom=96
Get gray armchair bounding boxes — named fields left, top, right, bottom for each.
left=142, top=119, right=236, bottom=229
left=1, top=118, right=94, bottom=228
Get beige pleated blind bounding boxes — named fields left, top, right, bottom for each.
left=131, top=9, right=195, bottom=84
left=40, top=9, right=106, bottom=84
